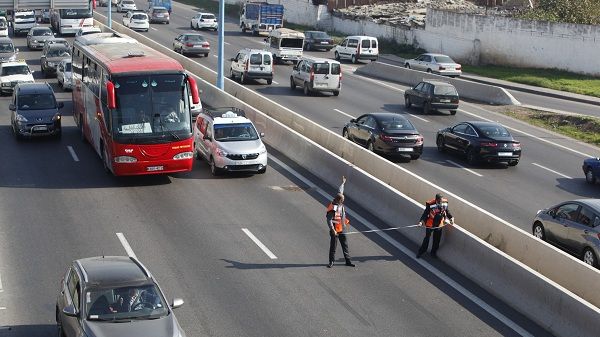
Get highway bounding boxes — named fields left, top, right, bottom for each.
left=0, top=6, right=559, bottom=337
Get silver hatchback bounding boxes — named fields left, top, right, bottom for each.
left=532, top=199, right=600, bottom=267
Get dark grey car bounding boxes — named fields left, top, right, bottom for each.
left=173, top=33, right=210, bottom=56
left=532, top=199, right=600, bottom=267
left=56, top=256, right=187, bottom=337
left=10, top=82, right=63, bottom=139
left=41, top=44, right=70, bottom=77
left=0, top=37, right=18, bottom=63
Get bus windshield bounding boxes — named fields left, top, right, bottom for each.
left=112, top=74, right=191, bottom=143
left=59, top=9, right=93, bottom=19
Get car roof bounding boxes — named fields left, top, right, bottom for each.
left=0, top=37, right=12, bottom=43
left=422, top=53, right=450, bottom=57
left=181, top=32, right=206, bottom=37
left=197, top=12, right=214, bottom=15
left=302, top=57, right=339, bottom=64
left=240, top=48, right=270, bottom=54
left=464, top=121, right=506, bottom=128
left=151, top=6, right=167, bottom=10
left=16, top=82, right=52, bottom=93
left=77, top=256, right=151, bottom=287
left=366, top=112, right=409, bottom=120
left=2, top=61, right=27, bottom=66
left=31, top=26, right=52, bottom=31
left=345, top=35, right=377, bottom=39
left=574, top=199, right=600, bottom=210
left=422, top=80, right=455, bottom=87
left=48, top=44, right=69, bottom=50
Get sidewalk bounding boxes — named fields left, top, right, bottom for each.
left=379, top=54, right=600, bottom=107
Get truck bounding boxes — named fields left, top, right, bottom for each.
left=240, top=1, right=284, bottom=36
left=148, top=0, right=172, bottom=13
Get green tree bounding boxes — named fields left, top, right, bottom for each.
left=518, top=0, right=600, bottom=24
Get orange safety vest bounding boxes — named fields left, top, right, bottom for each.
left=424, top=198, right=449, bottom=228
left=327, top=202, right=350, bottom=233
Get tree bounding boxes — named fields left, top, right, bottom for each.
left=518, top=0, right=600, bottom=24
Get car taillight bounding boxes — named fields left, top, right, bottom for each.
left=380, top=134, right=392, bottom=142
left=480, top=142, right=498, bottom=147
left=456, top=65, right=462, bottom=70
left=185, top=43, right=193, bottom=47
left=202, top=42, right=210, bottom=48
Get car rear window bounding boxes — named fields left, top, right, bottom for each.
left=263, top=54, right=271, bottom=65
left=331, top=63, right=341, bottom=75
left=434, top=56, right=455, bottom=63
left=434, top=85, right=458, bottom=96
left=202, top=14, right=215, bottom=20
left=371, top=39, right=377, bottom=48
left=478, top=125, right=511, bottom=138
left=361, top=40, right=370, bottom=48
left=154, top=8, right=168, bottom=13
left=380, top=118, right=415, bottom=131
left=250, top=54, right=262, bottom=65
left=312, top=63, right=329, bottom=75
left=132, top=14, right=147, bottom=20
left=186, top=35, right=206, bottom=42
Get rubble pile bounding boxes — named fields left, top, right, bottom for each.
left=332, top=0, right=484, bottom=28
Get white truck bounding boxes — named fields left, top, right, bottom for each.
left=240, top=1, right=284, bottom=36
left=265, top=28, right=304, bottom=64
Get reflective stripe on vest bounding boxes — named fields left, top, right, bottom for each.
left=327, top=202, right=349, bottom=233
left=425, top=198, right=448, bottom=228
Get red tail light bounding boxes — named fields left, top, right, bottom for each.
left=380, top=134, right=392, bottom=142
left=456, top=66, right=462, bottom=70
left=480, top=142, right=498, bottom=147
left=202, top=42, right=210, bottom=48
left=185, top=43, right=194, bottom=47
left=106, top=81, right=116, bottom=109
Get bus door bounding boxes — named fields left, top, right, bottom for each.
left=83, top=58, right=101, bottom=154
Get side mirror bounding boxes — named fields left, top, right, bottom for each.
left=171, top=298, right=184, bottom=309
left=292, top=65, right=297, bottom=70
left=9, top=103, right=15, bottom=110
left=260, top=132, right=265, bottom=138
left=62, top=304, right=78, bottom=317
left=229, top=57, right=235, bottom=62
left=350, top=118, right=356, bottom=123
left=57, top=102, right=64, bottom=108
left=15, top=47, right=18, bottom=52
left=203, top=134, right=210, bottom=140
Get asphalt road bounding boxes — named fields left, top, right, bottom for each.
left=0, top=9, right=555, bottom=337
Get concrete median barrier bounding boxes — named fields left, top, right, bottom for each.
left=96, top=18, right=600, bottom=335
left=354, top=61, right=521, bottom=106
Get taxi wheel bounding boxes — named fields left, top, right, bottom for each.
left=229, top=68, right=235, bottom=79
left=436, top=136, right=446, bottom=153
left=333, top=90, right=339, bottom=96
left=303, top=83, right=310, bottom=96
left=450, top=110, right=457, bottom=115
left=532, top=222, right=545, bottom=240
left=290, top=76, right=296, bottom=90
left=334, top=51, right=340, bottom=61
left=240, top=73, right=246, bottom=84
left=585, top=169, right=597, bottom=184
left=258, top=167, right=266, bottom=174
left=209, top=157, right=221, bottom=176
left=351, top=54, right=357, bottom=64
left=466, top=148, right=478, bottom=166
left=405, top=95, right=412, bottom=108
left=266, top=79, right=272, bottom=85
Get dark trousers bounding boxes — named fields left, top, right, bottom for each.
left=418, top=227, right=442, bottom=256
left=329, top=232, right=351, bottom=263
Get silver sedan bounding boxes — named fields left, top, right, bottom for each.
left=404, top=53, right=462, bottom=77
left=173, top=33, right=210, bottom=57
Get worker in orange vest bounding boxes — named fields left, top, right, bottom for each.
left=326, top=175, right=355, bottom=268
left=416, top=193, right=454, bottom=259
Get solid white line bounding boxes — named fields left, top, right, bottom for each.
left=272, top=80, right=279, bottom=85
left=406, top=113, right=430, bottom=123
left=0, top=273, right=3, bottom=292
left=67, top=146, right=80, bottom=162
left=446, top=160, right=483, bottom=177
left=241, top=228, right=277, bottom=259
left=532, top=163, right=572, bottom=179
left=116, top=233, right=138, bottom=259
left=0, top=307, right=5, bottom=310
left=333, top=108, right=355, bottom=119
left=213, top=54, right=218, bottom=58
left=150, top=27, right=158, bottom=31
left=268, top=155, right=532, bottom=337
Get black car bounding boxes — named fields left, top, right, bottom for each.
left=404, top=80, right=459, bottom=115
left=436, top=121, right=521, bottom=166
left=583, top=157, right=600, bottom=184
left=10, top=82, right=63, bottom=139
left=343, top=113, right=423, bottom=160
left=303, top=31, right=334, bottom=51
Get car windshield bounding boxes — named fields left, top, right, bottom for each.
left=479, top=125, right=511, bottom=138
left=59, top=9, right=92, bottom=19
left=112, top=74, right=192, bottom=143
left=310, top=31, right=329, bottom=38
left=281, top=38, right=303, bottom=48
left=2, top=65, right=28, bottom=75
left=434, top=55, right=456, bottom=63
left=64, top=62, right=72, bottom=72
left=0, top=42, right=13, bottom=52
left=18, top=93, right=55, bottom=110
left=86, top=284, right=168, bottom=321
left=379, top=117, right=415, bottom=131
left=214, top=123, right=259, bottom=142
left=47, top=48, right=70, bottom=58
left=33, top=28, right=52, bottom=36
left=434, top=85, right=458, bottom=95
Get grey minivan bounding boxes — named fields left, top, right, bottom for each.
left=10, top=82, right=63, bottom=139
left=56, top=256, right=187, bottom=337
left=532, top=199, right=600, bottom=267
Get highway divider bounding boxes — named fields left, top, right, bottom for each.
left=95, top=17, right=600, bottom=336
left=355, top=61, right=521, bottom=106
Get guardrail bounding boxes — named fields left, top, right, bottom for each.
left=94, top=16, right=600, bottom=336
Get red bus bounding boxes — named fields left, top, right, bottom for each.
left=72, top=33, right=200, bottom=176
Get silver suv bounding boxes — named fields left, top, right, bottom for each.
left=56, top=256, right=186, bottom=337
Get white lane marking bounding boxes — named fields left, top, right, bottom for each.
left=406, top=113, right=429, bottom=123
left=150, top=27, right=158, bottom=31
left=458, top=108, right=594, bottom=158
left=333, top=108, right=355, bottom=119
left=532, top=163, right=572, bottom=179
left=241, top=228, right=277, bottom=259
left=116, top=233, right=138, bottom=259
left=0, top=273, right=3, bottom=292
left=213, top=54, right=218, bottom=58
left=269, top=155, right=533, bottom=337
left=223, top=41, right=231, bottom=46
left=272, top=80, right=279, bottom=85
left=446, top=160, right=483, bottom=177
left=0, top=307, right=5, bottom=310
left=67, top=146, right=80, bottom=162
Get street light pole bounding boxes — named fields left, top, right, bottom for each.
left=108, top=0, right=112, bottom=28
left=216, top=0, right=225, bottom=90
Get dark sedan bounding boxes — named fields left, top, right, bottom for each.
left=303, top=31, right=334, bottom=51
left=583, top=157, right=600, bottom=184
left=436, top=121, right=521, bottom=166
left=405, top=80, right=459, bottom=115
left=532, top=199, right=600, bottom=267
left=343, top=113, right=423, bottom=160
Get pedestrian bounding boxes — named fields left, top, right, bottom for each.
left=326, top=175, right=355, bottom=268
left=416, top=193, right=454, bottom=259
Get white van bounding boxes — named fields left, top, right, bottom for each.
left=290, top=57, right=341, bottom=96
left=334, top=35, right=379, bottom=64
left=13, top=10, right=37, bottom=36
left=0, top=17, right=8, bottom=37
left=229, top=48, right=273, bottom=85
left=265, top=28, right=304, bottom=63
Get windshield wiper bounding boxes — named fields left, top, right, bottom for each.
left=169, top=132, right=180, bottom=140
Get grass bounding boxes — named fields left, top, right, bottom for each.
left=500, top=108, right=600, bottom=146
left=462, top=64, right=600, bottom=98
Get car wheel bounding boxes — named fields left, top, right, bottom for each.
left=405, top=63, right=410, bottom=69
left=266, top=78, right=272, bottom=85
left=342, top=128, right=349, bottom=139
left=240, top=73, right=246, bottom=84
left=101, top=145, right=111, bottom=174
left=334, top=51, right=340, bottom=61
left=583, top=248, right=598, bottom=267
left=229, top=68, right=235, bottom=79
left=410, top=154, right=421, bottom=160
left=532, top=222, right=545, bottom=240
left=194, top=146, right=202, bottom=161
left=190, top=22, right=193, bottom=29
left=56, top=307, right=65, bottom=337
left=290, top=76, right=296, bottom=90
left=423, top=102, right=430, bottom=115
left=258, top=167, right=267, bottom=174
left=210, top=156, right=221, bottom=176
left=507, top=160, right=519, bottom=167
left=585, top=168, right=597, bottom=184
left=303, top=83, right=310, bottom=96
left=197, top=23, right=201, bottom=30
left=79, top=119, right=87, bottom=143
left=405, top=95, right=412, bottom=108
left=450, top=110, right=457, bottom=115
left=367, top=140, right=375, bottom=153
left=333, top=90, right=340, bottom=96
left=13, top=124, right=22, bottom=141
left=436, top=136, right=446, bottom=152
left=204, top=53, right=209, bottom=57
left=351, top=54, right=357, bottom=64
left=466, top=148, right=477, bottom=165
left=427, top=69, right=432, bottom=73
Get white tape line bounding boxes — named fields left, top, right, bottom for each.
left=532, top=163, right=572, bottom=179
left=116, top=233, right=138, bottom=259
left=241, top=228, right=277, bottom=259
left=67, top=146, right=80, bottom=162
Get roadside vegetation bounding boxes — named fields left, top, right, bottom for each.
left=517, top=0, right=600, bottom=25
left=498, top=107, right=600, bottom=146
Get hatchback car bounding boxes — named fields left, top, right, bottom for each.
left=194, top=107, right=267, bottom=175
left=191, top=12, right=218, bottom=30
left=436, top=121, right=521, bottom=166
left=10, top=82, right=63, bottom=139
left=229, top=48, right=273, bottom=85
left=583, top=157, right=600, bottom=184
left=56, top=58, right=72, bottom=90
left=404, top=53, right=462, bottom=77
left=343, top=113, right=423, bottom=160
left=56, top=256, right=187, bottom=337
left=532, top=199, right=600, bottom=267
left=122, top=11, right=149, bottom=31
left=0, top=37, right=18, bottom=63
left=27, top=26, right=54, bottom=50
left=41, top=44, right=70, bottom=77
left=303, top=31, right=334, bottom=51
left=117, top=0, right=137, bottom=13
left=290, top=57, right=341, bottom=96
left=43, top=37, right=69, bottom=50
left=405, top=80, right=459, bottom=115
left=148, top=7, right=170, bottom=24
left=173, top=33, right=210, bottom=57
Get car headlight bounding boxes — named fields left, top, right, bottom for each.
left=16, top=114, right=28, bottom=122
left=8, top=55, right=16, bottom=61
left=259, top=146, right=267, bottom=154
left=215, top=148, right=228, bottom=157
left=47, top=62, right=56, bottom=67
left=173, top=152, right=193, bottom=160
left=32, top=39, right=37, bottom=43
left=114, top=156, right=137, bottom=163
left=52, top=113, right=61, bottom=121
left=1, top=82, right=10, bottom=87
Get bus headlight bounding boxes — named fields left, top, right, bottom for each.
left=173, top=152, right=193, bottom=160
left=114, top=156, right=137, bottom=163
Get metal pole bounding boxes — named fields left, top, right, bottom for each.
left=108, top=0, right=112, bottom=28
left=216, top=0, right=225, bottom=90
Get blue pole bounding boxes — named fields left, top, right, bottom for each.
left=108, top=0, right=112, bottom=28
left=216, top=0, right=225, bottom=90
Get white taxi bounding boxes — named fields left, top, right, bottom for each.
left=0, top=60, right=34, bottom=95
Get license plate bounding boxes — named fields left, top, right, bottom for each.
left=147, top=165, right=164, bottom=171
left=236, top=160, right=256, bottom=165
left=321, top=41, right=329, bottom=44
left=34, top=125, right=48, bottom=131
left=157, top=14, right=164, bottom=17
left=397, top=148, right=413, bottom=152
left=314, top=82, right=326, bottom=87
left=497, top=152, right=513, bottom=157
left=440, top=99, right=451, bottom=103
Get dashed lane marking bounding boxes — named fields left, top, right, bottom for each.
left=67, top=146, right=80, bottom=162
left=532, top=163, right=572, bottom=179
left=116, top=233, right=138, bottom=259
left=333, top=108, right=355, bottom=119
left=241, top=228, right=277, bottom=259
left=446, top=160, right=483, bottom=177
